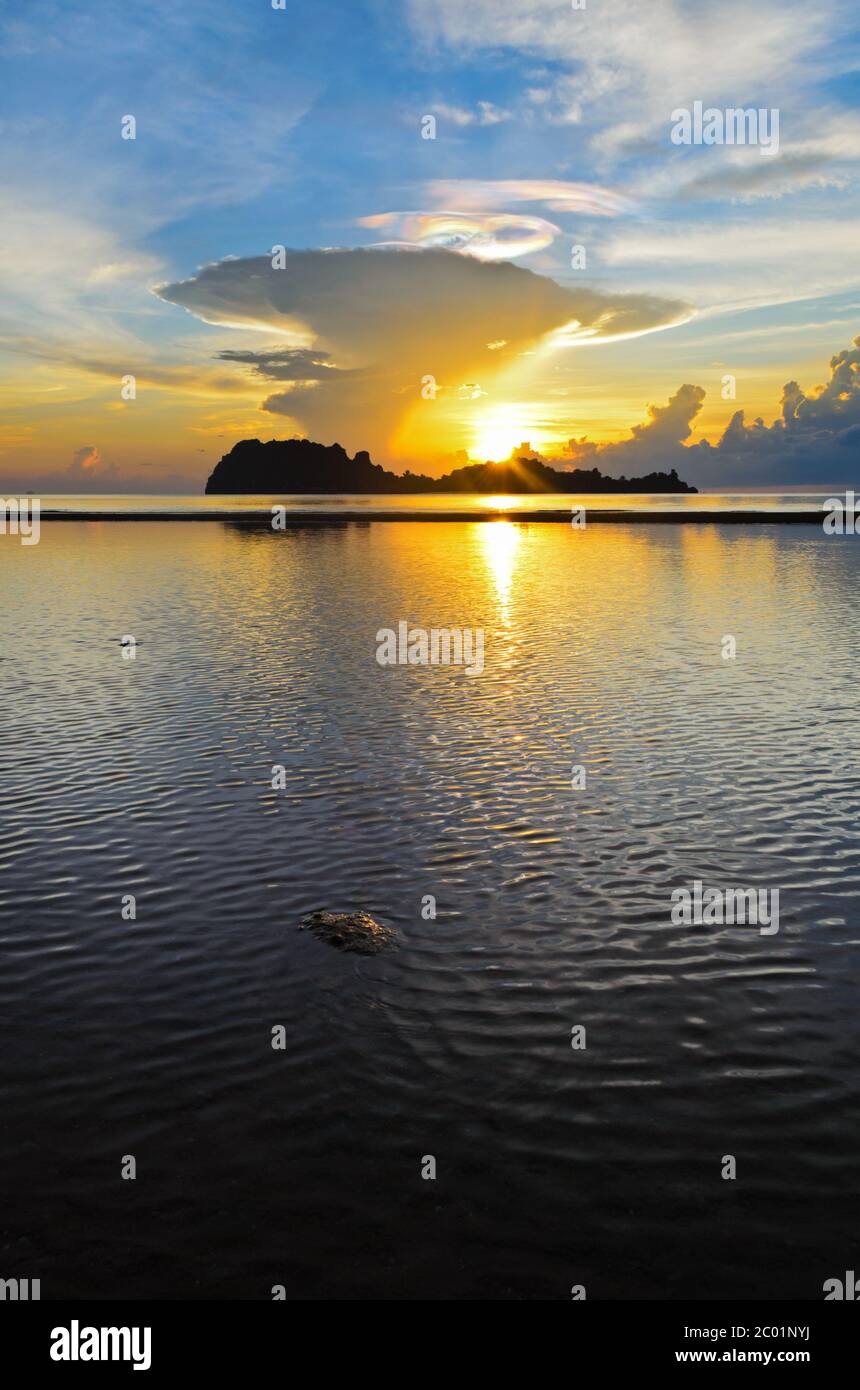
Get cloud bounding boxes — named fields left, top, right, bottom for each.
left=564, top=383, right=706, bottom=470
left=359, top=182, right=631, bottom=259
left=155, top=247, right=691, bottom=459
left=0, top=0, right=317, bottom=380
left=1, top=1, right=315, bottom=226
left=10, top=457, right=188, bottom=494
left=425, top=179, right=633, bottom=216
left=627, top=109, right=860, bottom=207
left=215, top=347, right=351, bottom=384
left=684, top=334, right=860, bottom=484
left=599, top=218, right=860, bottom=313
left=65, top=444, right=131, bottom=487
left=357, top=211, right=560, bottom=259
left=407, top=0, right=839, bottom=161
left=558, top=336, right=860, bottom=486
left=0, top=192, right=164, bottom=348
left=70, top=446, right=106, bottom=477
left=0, top=338, right=262, bottom=402
left=678, top=153, right=845, bottom=203
left=432, top=101, right=513, bottom=127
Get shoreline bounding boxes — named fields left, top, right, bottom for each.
left=38, top=507, right=827, bottom=524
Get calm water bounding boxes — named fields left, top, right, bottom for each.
left=37, top=489, right=836, bottom=516
left=2, top=518, right=860, bottom=1300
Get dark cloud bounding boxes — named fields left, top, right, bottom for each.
left=215, top=347, right=352, bottom=383
left=563, top=383, right=706, bottom=472
left=158, top=246, right=685, bottom=350
left=559, top=337, right=860, bottom=487
left=679, top=153, right=839, bottom=202
left=684, top=336, right=860, bottom=485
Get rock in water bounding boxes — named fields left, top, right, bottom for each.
left=299, top=910, right=397, bottom=955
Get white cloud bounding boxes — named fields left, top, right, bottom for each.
left=0, top=192, right=165, bottom=351
left=407, top=0, right=842, bottom=159
left=431, top=100, right=513, bottom=127
left=599, top=217, right=860, bottom=313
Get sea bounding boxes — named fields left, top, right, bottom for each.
left=1, top=493, right=859, bottom=1299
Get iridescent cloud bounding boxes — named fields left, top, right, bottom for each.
left=358, top=211, right=560, bottom=259
left=424, top=179, right=635, bottom=216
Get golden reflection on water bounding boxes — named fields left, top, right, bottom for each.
left=11, top=517, right=834, bottom=696
left=478, top=495, right=523, bottom=511
left=479, top=520, right=522, bottom=622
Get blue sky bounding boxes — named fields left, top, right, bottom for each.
left=1, top=0, right=859, bottom=489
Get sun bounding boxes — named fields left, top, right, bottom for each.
left=471, top=406, right=542, bottom=463
left=473, top=426, right=521, bottom=463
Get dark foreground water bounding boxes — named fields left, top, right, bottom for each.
left=2, top=518, right=860, bottom=1300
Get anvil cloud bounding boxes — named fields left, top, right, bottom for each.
left=155, top=247, right=691, bottom=457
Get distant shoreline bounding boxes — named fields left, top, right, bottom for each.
left=38, top=508, right=827, bottom=524
left=204, top=437, right=699, bottom=497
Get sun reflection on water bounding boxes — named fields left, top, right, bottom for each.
left=479, top=519, right=522, bottom=621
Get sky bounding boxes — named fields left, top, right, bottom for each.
left=1, top=0, right=859, bottom=492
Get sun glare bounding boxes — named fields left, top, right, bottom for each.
left=480, top=519, right=522, bottom=620
left=473, top=427, right=522, bottom=463
left=472, top=406, right=541, bottom=463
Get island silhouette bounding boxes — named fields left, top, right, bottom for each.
left=204, top=438, right=697, bottom=495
